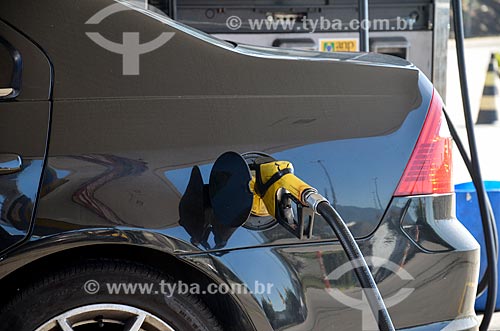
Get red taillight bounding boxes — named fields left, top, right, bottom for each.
left=394, top=90, right=453, bottom=196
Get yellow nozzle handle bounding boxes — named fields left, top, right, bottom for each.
left=253, top=161, right=315, bottom=218
left=249, top=177, right=271, bottom=216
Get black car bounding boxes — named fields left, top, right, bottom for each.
left=0, top=1, right=480, bottom=330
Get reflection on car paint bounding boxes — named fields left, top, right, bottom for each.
left=0, top=159, right=44, bottom=249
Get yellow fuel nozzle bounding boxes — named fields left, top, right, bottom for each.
left=250, top=158, right=316, bottom=219
left=249, top=177, right=271, bottom=217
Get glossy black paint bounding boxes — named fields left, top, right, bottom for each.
left=0, top=1, right=480, bottom=330
left=0, top=195, right=480, bottom=331
left=0, top=20, right=51, bottom=253
left=29, top=69, right=429, bottom=248
left=181, top=195, right=480, bottom=330
left=187, top=195, right=478, bottom=331
left=0, top=0, right=431, bottom=246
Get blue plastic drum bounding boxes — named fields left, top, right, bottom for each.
left=455, top=181, right=500, bottom=311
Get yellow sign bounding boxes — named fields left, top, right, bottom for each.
left=319, top=39, right=358, bottom=52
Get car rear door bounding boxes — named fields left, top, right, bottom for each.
left=0, top=20, right=52, bottom=253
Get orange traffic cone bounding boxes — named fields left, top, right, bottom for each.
left=476, top=54, right=499, bottom=124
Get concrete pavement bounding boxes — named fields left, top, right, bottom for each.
left=445, top=37, right=500, bottom=184
left=478, top=313, right=500, bottom=330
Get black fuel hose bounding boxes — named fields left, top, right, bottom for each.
left=443, top=109, right=498, bottom=298
left=316, top=201, right=395, bottom=331
left=451, top=0, right=498, bottom=329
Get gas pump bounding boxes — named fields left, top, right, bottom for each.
left=152, top=0, right=450, bottom=97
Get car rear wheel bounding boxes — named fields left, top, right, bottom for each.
left=0, top=259, right=222, bottom=331
left=35, top=303, right=175, bottom=331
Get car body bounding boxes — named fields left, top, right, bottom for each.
left=0, top=1, right=480, bottom=330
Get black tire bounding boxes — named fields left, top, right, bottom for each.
left=0, top=259, right=222, bottom=331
